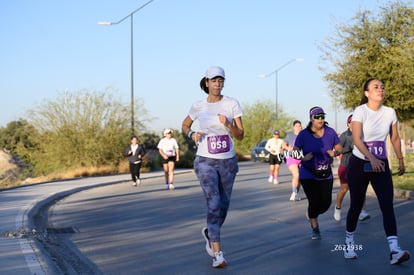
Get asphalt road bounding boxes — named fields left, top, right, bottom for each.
left=44, top=161, right=413, bottom=275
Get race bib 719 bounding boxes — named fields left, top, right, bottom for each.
left=364, top=141, right=386, bottom=160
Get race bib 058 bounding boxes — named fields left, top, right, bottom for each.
left=207, top=135, right=230, bottom=154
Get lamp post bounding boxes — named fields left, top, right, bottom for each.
left=259, top=58, right=304, bottom=119
left=98, top=0, right=154, bottom=135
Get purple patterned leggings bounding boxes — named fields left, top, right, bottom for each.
left=194, top=156, right=239, bottom=243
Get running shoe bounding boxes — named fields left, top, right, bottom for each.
left=273, top=178, right=279, bottom=185
left=212, top=251, right=227, bottom=268
left=358, top=210, right=370, bottom=221
left=132, top=181, right=137, bottom=187
left=289, top=192, right=296, bottom=201
left=268, top=176, right=273, bottom=183
left=295, top=193, right=301, bottom=201
left=165, top=184, right=169, bottom=190
left=344, top=242, right=358, bottom=259
left=137, top=179, right=141, bottom=186
left=201, top=227, right=214, bottom=257
left=169, top=183, right=175, bottom=190
left=311, top=226, right=321, bottom=240
left=390, top=248, right=410, bottom=265
left=334, top=207, right=341, bottom=221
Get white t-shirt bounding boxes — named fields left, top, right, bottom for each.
left=131, top=144, right=138, bottom=155
left=188, top=96, right=243, bottom=159
left=352, top=104, right=398, bottom=160
left=157, top=137, right=179, bottom=157
left=265, top=138, right=284, bottom=155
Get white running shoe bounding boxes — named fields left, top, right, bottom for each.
left=136, top=179, right=141, bottom=186
left=212, top=251, right=227, bottom=268
left=295, top=193, right=301, bottom=201
left=273, top=178, right=279, bottom=185
left=358, top=210, right=370, bottom=221
left=344, top=242, right=358, bottom=259
left=334, top=207, right=341, bottom=221
left=132, top=181, right=137, bottom=187
left=268, top=176, right=273, bottom=183
left=169, top=183, right=175, bottom=190
left=390, top=248, right=410, bottom=264
left=201, top=227, right=214, bottom=257
left=165, top=184, right=170, bottom=190
left=289, top=192, right=296, bottom=201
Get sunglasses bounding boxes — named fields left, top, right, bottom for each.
left=313, top=114, right=325, bottom=120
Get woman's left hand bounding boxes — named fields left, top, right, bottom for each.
left=398, top=159, right=405, bottom=176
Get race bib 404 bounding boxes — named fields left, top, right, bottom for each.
left=207, top=135, right=231, bottom=154
left=364, top=141, right=387, bottom=160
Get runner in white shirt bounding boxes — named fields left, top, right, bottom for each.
left=157, top=129, right=179, bottom=190
left=182, top=66, right=244, bottom=268
left=265, top=130, right=284, bottom=184
left=343, top=78, right=409, bottom=264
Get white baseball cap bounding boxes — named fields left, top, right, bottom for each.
left=163, top=128, right=172, bottom=135
left=205, top=66, right=225, bottom=79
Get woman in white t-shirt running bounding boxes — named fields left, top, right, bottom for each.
left=182, top=66, right=244, bottom=268
left=343, top=78, right=409, bottom=264
left=265, top=130, right=284, bottom=185
left=157, top=129, right=179, bottom=190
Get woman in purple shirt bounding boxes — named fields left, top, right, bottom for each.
left=293, top=106, right=342, bottom=240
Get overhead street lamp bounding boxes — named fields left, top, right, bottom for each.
left=98, top=0, right=154, bottom=135
left=259, top=58, right=304, bottom=119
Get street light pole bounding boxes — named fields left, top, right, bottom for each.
left=98, top=0, right=154, bottom=135
left=259, top=58, right=304, bottom=119
left=130, top=13, right=134, bottom=135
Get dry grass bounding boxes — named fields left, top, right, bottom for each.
left=1, top=158, right=152, bottom=190
left=0, top=148, right=158, bottom=190
left=0, top=151, right=20, bottom=188
left=0, top=152, right=16, bottom=174
left=19, top=166, right=117, bottom=186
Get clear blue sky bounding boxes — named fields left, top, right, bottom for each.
left=1, top=0, right=400, bottom=135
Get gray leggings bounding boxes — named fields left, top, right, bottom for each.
left=346, top=155, right=397, bottom=236
left=194, top=156, right=239, bottom=243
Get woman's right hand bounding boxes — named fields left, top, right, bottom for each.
left=302, top=152, right=313, bottom=161
left=192, top=131, right=204, bottom=144
left=370, top=158, right=385, bottom=172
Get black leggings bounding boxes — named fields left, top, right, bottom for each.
left=346, top=155, right=397, bottom=236
left=129, top=162, right=142, bottom=182
left=301, top=178, right=333, bottom=219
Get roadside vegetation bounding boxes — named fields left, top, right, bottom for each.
left=393, top=153, right=414, bottom=191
